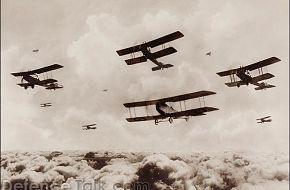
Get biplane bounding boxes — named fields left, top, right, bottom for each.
left=216, top=57, right=281, bottom=90
left=256, top=116, right=272, bottom=124
left=11, top=64, right=64, bottom=90
left=123, top=91, right=219, bottom=125
left=206, top=52, right=211, bottom=56
left=82, top=124, right=97, bottom=130
left=116, top=31, right=184, bottom=71
left=40, top=103, right=52, bottom=107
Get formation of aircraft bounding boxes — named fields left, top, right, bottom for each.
left=217, top=57, right=280, bottom=90
left=82, top=124, right=97, bottom=130
left=124, top=91, right=218, bottom=125
left=256, top=116, right=272, bottom=124
left=40, top=103, right=52, bottom=107
left=12, top=31, right=281, bottom=129
left=11, top=64, right=64, bottom=90
left=116, top=31, right=184, bottom=71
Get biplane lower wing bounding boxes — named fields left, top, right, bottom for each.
left=125, top=56, right=147, bottom=65
left=126, top=115, right=165, bottom=122
left=168, top=107, right=218, bottom=118
left=124, top=91, right=216, bottom=108
left=17, top=83, right=32, bottom=88
left=152, top=47, right=177, bottom=59
left=40, top=79, right=58, bottom=85
left=252, top=73, right=274, bottom=82
left=125, top=107, right=218, bottom=122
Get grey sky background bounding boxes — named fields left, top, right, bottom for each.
left=1, top=0, right=289, bottom=152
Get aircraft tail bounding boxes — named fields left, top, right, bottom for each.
left=255, top=84, right=275, bottom=90
left=152, top=64, right=174, bottom=71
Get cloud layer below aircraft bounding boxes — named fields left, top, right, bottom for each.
left=1, top=151, right=288, bottom=190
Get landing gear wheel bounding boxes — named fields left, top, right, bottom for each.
left=237, top=83, right=240, bottom=88
left=169, top=117, right=173, bottom=124
left=31, top=85, right=34, bottom=89
left=155, top=119, right=159, bottom=125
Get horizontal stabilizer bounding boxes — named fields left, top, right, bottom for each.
left=152, top=64, right=174, bottom=71
left=255, top=84, right=275, bottom=90
left=125, top=56, right=147, bottom=65
left=152, top=47, right=177, bottom=59
left=225, top=81, right=247, bottom=87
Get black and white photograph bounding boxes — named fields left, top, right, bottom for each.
left=1, top=0, right=289, bottom=189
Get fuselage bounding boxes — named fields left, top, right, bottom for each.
left=236, top=70, right=261, bottom=86
left=141, top=48, right=163, bottom=67
left=156, top=102, right=177, bottom=116
left=23, top=75, right=42, bottom=86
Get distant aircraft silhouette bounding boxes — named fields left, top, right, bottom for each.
left=206, top=52, right=211, bottom=56
left=33, top=49, right=39, bottom=53
left=82, top=124, right=97, bottom=130
left=256, top=116, right=272, bottom=124
left=40, top=103, right=52, bottom=107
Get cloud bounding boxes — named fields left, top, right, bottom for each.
left=1, top=151, right=288, bottom=190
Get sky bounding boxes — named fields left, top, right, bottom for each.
left=1, top=0, right=289, bottom=152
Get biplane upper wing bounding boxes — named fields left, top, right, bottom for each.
left=216, top=68, right=238, bottom=77
left=146, top=31, right=184, bottom=48
left=124, top=91, right=216, bottom=108
left=244, top=57, right=281, bottom=71
left=256, top=116, right=271, bottom=120
left=116, top=31, right=184, bottom=56
left=11, top=64, right=63, bottom=76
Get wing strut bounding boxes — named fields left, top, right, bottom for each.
left=179, top=102, right=182, bottom=111
left=129, top=108, right=132, bottom=118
